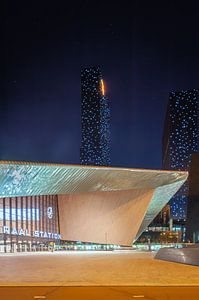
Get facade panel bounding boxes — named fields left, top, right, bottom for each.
left=0, top=195, right=60, bottom=253
left=58, top=189, right=154, bottom=246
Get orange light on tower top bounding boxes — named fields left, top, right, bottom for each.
left=101, top=79, right=105, bottom=96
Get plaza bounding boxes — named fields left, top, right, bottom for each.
left=0, top=250, right=199, bottom=299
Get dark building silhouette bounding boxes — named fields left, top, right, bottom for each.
left=80, top=66, right=110, bottom=166
left=186, top=154, right=199, bottom=242
left=151, top=204, right=171, bottom=226
left=162, top=89, right=199, bottom=219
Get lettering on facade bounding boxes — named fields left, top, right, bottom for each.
left=2, top=226, right=61, bottom=239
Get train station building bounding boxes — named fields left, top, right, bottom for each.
left=0, top=161, right=187, bottom=253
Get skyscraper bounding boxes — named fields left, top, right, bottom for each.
left=162, top=89, right=199, bottom=219
left=80, top=66, right=110, bottom=166
left=186, top=154, right=199, bottom=242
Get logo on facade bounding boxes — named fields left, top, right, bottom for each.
left=47, top=207, right=53, bottom=219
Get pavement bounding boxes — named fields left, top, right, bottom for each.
left=0, top=250, right=199, bottom=286
left=1, top=286, right=199, bottom=300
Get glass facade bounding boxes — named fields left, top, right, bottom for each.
left=162, top=89, right=199, bottom=219
left=80, top=66, right=111, bottom=166
left=0, top=195, right=60, bottom=253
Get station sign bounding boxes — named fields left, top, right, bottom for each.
left=2, top=226, right=61, bottom=240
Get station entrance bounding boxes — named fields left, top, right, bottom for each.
left=0, top=195, right=60, bottom=253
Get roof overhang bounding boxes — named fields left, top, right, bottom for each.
left=0, top=161, right=187, bottom=197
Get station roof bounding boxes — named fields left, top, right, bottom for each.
left=0, top=160, right=187, bottom=198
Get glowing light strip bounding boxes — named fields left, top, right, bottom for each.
left=101, top=79, right=105, bottom=96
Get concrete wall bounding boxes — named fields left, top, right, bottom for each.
left=58, top=188, right=154, bottom=246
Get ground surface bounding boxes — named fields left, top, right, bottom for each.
left=0, top=250, right=199, bottom=286
left=0, top=286, right=199, bottom=300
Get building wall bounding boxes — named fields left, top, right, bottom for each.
left=58, top=188, right=154, bottom=246
left=186, top=154, right=199, bottom=242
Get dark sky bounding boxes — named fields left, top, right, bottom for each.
left=1, top=0, right=199, bottom=169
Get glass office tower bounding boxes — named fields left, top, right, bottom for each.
left=162, top=89, right=199, bottom=219
left=80, top=66, right=111, bottom=166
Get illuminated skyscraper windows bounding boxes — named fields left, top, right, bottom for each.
left=80, top=66, right=111, bottom=166
left=163, top=89, right=199, bottom=219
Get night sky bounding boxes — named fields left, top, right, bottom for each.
left=2, top=1, right=199, bottom=169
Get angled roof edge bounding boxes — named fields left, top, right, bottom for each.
left=0, top=160, right=188, bottom=174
